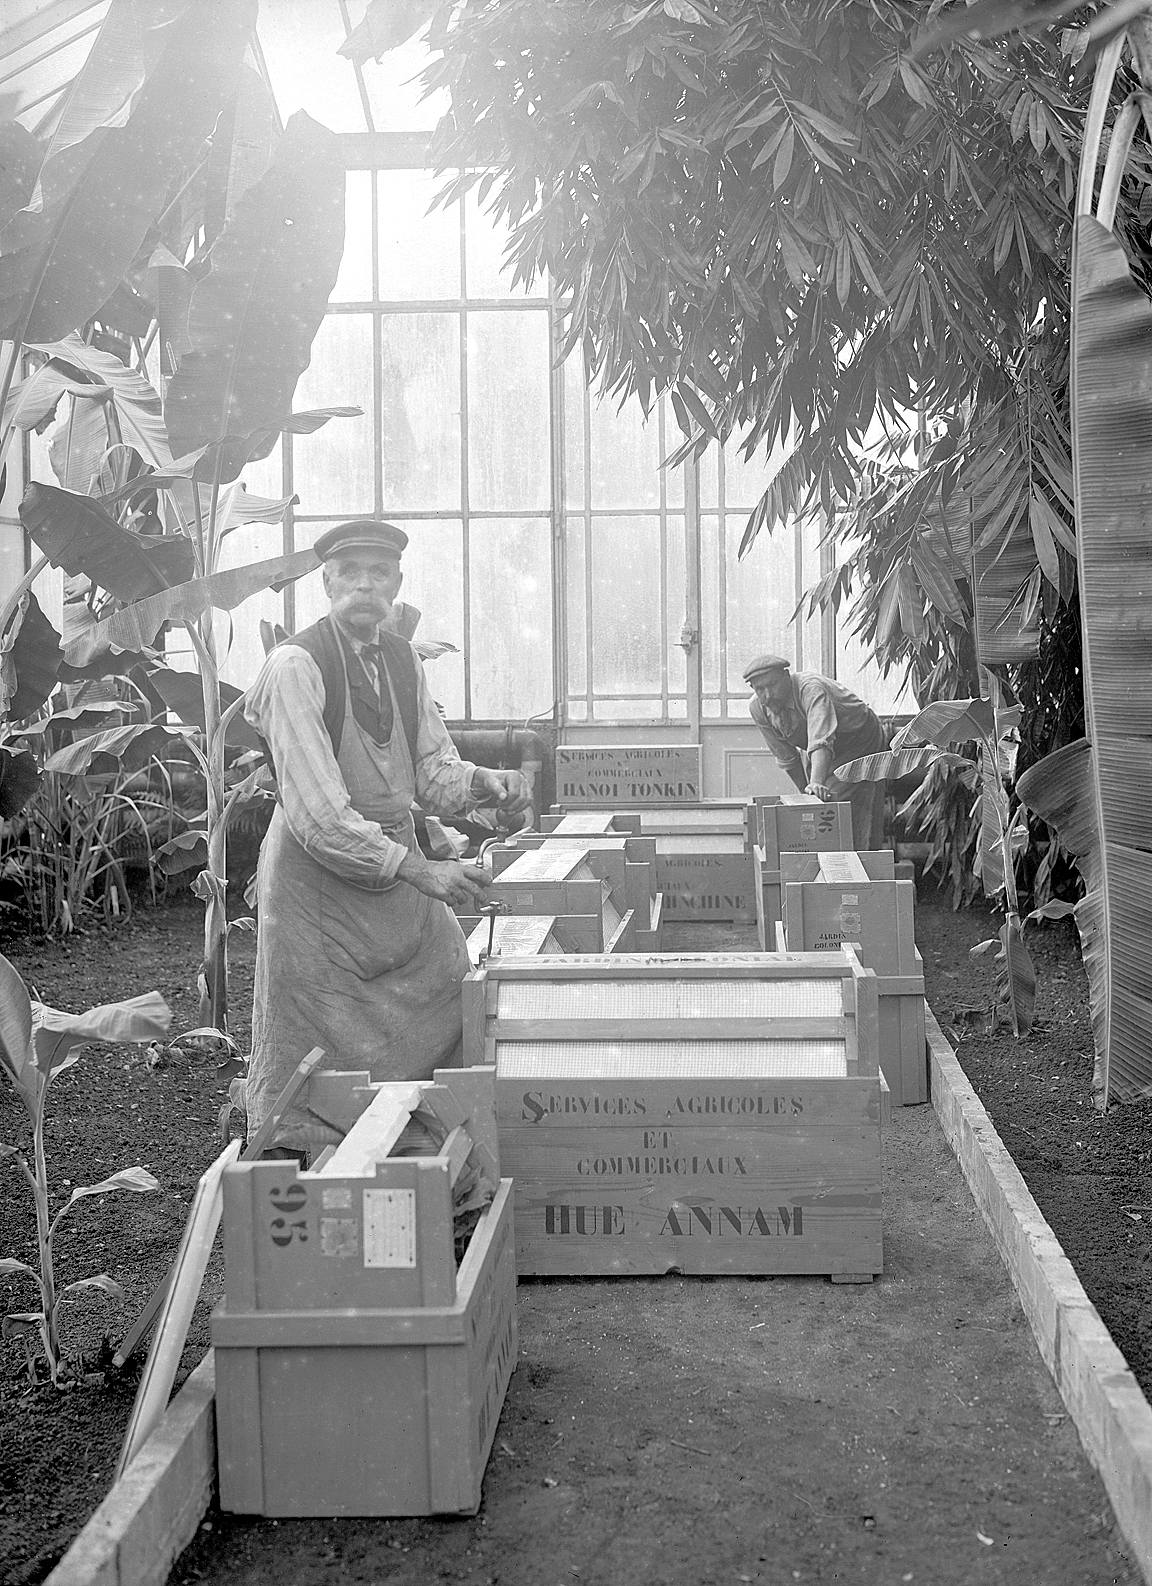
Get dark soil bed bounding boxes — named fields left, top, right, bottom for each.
left=0, top=883, right=1148, bottom=1585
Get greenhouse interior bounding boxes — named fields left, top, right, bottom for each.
left=2, top=0, right=909, bottom=813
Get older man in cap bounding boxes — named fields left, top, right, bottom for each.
left=243, top=518, right=529, bottom=1158
left=745, top=653, right=890, bottom=850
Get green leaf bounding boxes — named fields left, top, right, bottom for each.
left=20, top=483, right=195, bottom=602
left=3, top=591, right=63, bottom=722
left=29, top=991, right=172, bottom=1078
left=149, top=669, right=264, bottom=751
left=894, top=697, right=996, bottom=748
left=30, top=334, right=173, bottom=489
left=164, top=113, right=347, bottom=482
left=0, top=2, right=255, bottom=344
left=61, top=1273, right=125, bottom=1301
left=994, top=918, right=1036, bottom=1037
left=42, top=722, right=185, bottom=777
left=3, top=360, right=110, bottom=436
left=833, top=746, right=974, bottom=784
left=66, top=1169, right=159, bottom=1205
left=0, top=122, right=40, bottom=232
left=61, top=546, right=321, bottom=669
left=0, top=952, right=38, bottom=1118
left=0, top=1258, right=37, bottom=1281
left=1048, top=212, right=1152, bottom=1106
left=0, top=750, right=41, bottom=820
left=155, top=829, right=208, bottom=876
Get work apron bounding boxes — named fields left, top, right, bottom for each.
left=245, top=664, right=470, bottom=1153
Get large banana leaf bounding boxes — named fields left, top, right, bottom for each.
left=0, top=2, right=253, bottom=344
left=164, top=112, right=346, bottom=479
left=1018, top=214, right=1152, bottom=1108
left=2, top=592, right=63, bottom=722
left=62, top=547, right=322, bottom=668
left=30, top=335, right=173, bottom=489
left=0, top=123, right=39, bottom=232
left=20, top=483, right=194, bottom=600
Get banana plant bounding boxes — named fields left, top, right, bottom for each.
left=6, top=109, right=352, bottom=1035
left=837, top=695, right=1048, bottom=1036
left=0, top=952, right=171, bottom=1385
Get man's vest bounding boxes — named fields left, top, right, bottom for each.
left=269, top=614, right=421, bottom=766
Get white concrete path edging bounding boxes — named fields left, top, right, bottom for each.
left=927, top=1005, right=1152, bottom=1586
left=45, top=1352, right=216, bottom=1586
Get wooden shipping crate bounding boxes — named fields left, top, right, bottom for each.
left=752, top=800, right=855, bottom=949
left=461, top=952, right=884, bottom=1279
left=213, top=1067, right=516, bottom=1517
left=484, top=847, right=634, bottom=952
left=656, top=834, right=756, bottom=923
left=781, top=866, right=926, bottom=1107
left=555, top=743, right=702, bottom=805
left=466, top=914, right=563, bottom=965
left=497, top=833, right=663, bottom=951
left=543, top=803, right=749, bottom=837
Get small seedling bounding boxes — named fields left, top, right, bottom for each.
left=0, top=951, right=171, bottom=1385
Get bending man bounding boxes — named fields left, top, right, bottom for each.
left=244, top=518, right=530, bottom=1158
left=744, top=652, right=890, bottom=850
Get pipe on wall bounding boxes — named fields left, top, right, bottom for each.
left=447, top=725, right=548, bottom=823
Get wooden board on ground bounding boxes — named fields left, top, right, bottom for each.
left=462, top=951, right=882, bottom=1277
left=213, top=1066, right=516, bottom=1517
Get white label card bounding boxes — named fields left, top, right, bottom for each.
left=362, top=1188, right=417, bottom=1268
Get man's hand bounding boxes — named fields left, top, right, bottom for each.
left=805, top=782, right=834, bottom=802
left=470, top=766, right=532, bottom=813
left=396, top=852, right=491, bottom=908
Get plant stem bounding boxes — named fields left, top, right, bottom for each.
left=31, top=1090, right=60, bottom=1381
left=0, top=553, right=51, bottom=648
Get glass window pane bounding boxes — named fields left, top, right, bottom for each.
left=566, top=514, right=587, bottom=696
left=659, top=399, right=684, bottom=508
left=331, top=172, right=373, bottom=303
left=668, top=698, right=687, bottom=719
left=464, top=190, right=545, bottom=300
left=292, top=315, right=375, bottom=515
left=837, top=623, right=914, bottom=715
left=378, top=171, right=460, bottom=300
left=702, top=697, right=721, bottom=718
left=725, top=517, right=795, bottom=697
left=699, top=438, right=720, bottom=510
left=240, top=439, right=283, bottom=500
left=380, top=313, right=461, bottom=512
left=589, top=385, right=660, bottom=510
left=362, top=34, right=450, bottom=132
left=567, top=698, right=587, bottom=721
left=290, top=519, right=338, bottom=632
left=257, top=1, right=366, bottom=133
left=467, top=311, right=550, bottom=512
left=563, top=355, right=587, bottom=509
left=591, top=515, right=662, bottom=695
left=799, top=514, right=824, bottom=673
left=390, top=518, right=465, bottom=719
left=666, top=513, right=686, bottom=694
left=701, top=514, right=721, bottom=694
left=469, top=518, right=553, bottom=718
left=216, top=523, right=285, bottom=688
left=602, top=698, right=661, bottom=722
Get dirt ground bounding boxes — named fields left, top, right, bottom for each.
left=0, top=886, right=1146, bottom=1585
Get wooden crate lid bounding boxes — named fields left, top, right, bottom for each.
left=494, top=847, right=596, bottom=884
left=551, top=811, right=616, bottom=834
left=466, top=915, right=559, bottom=958
left=494, top=977, right=841, bottom=1019
left=638, top=808, right=746, bottom=832
left=494, top=1039, right=847, bottom=1078
left=475, top=951, right=865, bottom=979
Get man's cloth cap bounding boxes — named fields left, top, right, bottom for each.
left=315, top=519, right=408, bottom=562
left=743, top=653, right=792, bottom=684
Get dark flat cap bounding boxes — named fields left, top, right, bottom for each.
left=743, top=652, right=791, bottom=683
left=314, top=519, right=408, bottom=562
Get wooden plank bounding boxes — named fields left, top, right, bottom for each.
left=479, top=953, right=858, bottom=980
left=555, top=743, right=702, bottom=805
left=318, top=1084, right=423, bottom=1177
left=440, top=1125, right=474, bottom=1189
left=492, top=1017, right=847, bottom=1042
left=434, top=1065, right=501, bottom=1180
left=815, top=850, right=870, bottom=884
left=461, top=972, right=487, bottom=1068
left=115, top=1140, right=243, bottom=1480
